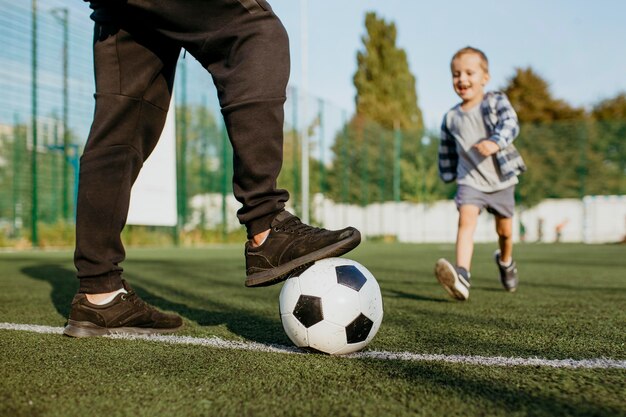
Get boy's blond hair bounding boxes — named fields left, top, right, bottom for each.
left=451, top=46, right=489, bottom=73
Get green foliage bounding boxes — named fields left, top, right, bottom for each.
left=183, top=105, right=224, bottom=197
left=0, top=121, right=79, bottom=241
left=276, top=127, right=299, bottom=209
left=591, top=93, right=626, bottom=193
left=353, top=12, right=423, bottom=132
left=503, top=68, right=604, bottom=206
left=327, top=12, right=431, bottom=205
left=176, top=104, right=232, bottom=225
left=503, top=67, right=585, bottom=122
left=325, top=120, right=452, bottom=205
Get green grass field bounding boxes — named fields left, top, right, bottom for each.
left=1, top=243, right=624, bottom=417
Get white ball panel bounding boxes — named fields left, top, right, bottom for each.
left=321, top=285, right=361, bottom=326
left=278, top=277, right=302, bottom=314
left=280, top=313, right=309, bottom=347
left=362, top=310, right=383, bottom=345
left=315, top=257, right=359, bottom=269
left=298, top=260, right=340, bottom=296
left=358, top=278, right=383, bottom=320
left=307, top=321, right=347, bottom=354
left=332, top=340, right=368, bottom=355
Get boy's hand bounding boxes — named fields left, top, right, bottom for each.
left=473, top=140, right=500, bottom=156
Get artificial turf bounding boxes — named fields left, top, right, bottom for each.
left=1, top=243, right=624, bottom=416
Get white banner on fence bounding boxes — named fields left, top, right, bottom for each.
left=127, top=103, right=177, bottom=227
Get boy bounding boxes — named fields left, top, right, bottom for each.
left=435, top=47, right=526, bottom=301
left=63, top=0, right=361, bottom=337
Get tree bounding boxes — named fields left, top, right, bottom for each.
left=353, top=12, right=423, bottom=131
left=502, top=67, right=589, bottom=205
left=504, top=68, right=584, bottom=123
left=591, top=93, right=626, bottom=193
left=327, top=12, right=426, bottom=204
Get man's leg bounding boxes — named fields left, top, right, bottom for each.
left=65, top=17, right=183, bottom=337
left=74, top=22, right=180, bottom=294
left=200, top=6, right=360, bottom=286
left=125, top=0, right=360, bottom=287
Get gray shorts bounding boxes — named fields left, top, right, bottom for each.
left=454, top=184, right=516, bottom=218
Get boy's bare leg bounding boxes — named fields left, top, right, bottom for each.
left=495, top=215, right=513, bottom=263
left=494, top=214, right=518, bottom=291
left=456, top=205, right=480, bottom=271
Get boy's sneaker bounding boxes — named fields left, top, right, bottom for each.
left=494, top=250, right=518, bottom=292
left=63, top=280, right=183, bottom=338
left=434, top=258, right=471, bottom=301
left=245, top=210, right=361, bottom=287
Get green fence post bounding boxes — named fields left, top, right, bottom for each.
left=221, top=122, right=228, bottom=241
left=51, top=116, right=59, bottom=222
left=578, top=120, right=587, bottom=198
left=291, top=86, right=299, bottom=215
left=418, top=135, right=427, bottom=202
left=51, top=7, right=70, bottom=222
left=175, top=59, right=188, bottom=246
left=341, top=110, right=348, bottom=204
left=318, top=98, right=325, bottom=195
left=378, top=126, right=386, bottom=202
left=199, top=96, right=208, bottom=230
left=31, top=0, right=39, bottom=246
left=361, top=127, right=368, bottom=206
left=393, top=123, right=402, bottom=202
left=12, top=114, right=22, bottom=237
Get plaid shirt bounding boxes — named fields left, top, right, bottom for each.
left=438, top=91, right=526, bottom=183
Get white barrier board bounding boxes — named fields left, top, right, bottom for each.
left=127, top=103, right=177, bottom=227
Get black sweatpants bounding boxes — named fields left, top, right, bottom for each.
left=75, top=0, right=290, bottom=293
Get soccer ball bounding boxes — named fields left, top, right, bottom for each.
left=279, top=258, right=383, bottom=355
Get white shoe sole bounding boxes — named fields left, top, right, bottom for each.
left=435, top=258, right=469, bottom=301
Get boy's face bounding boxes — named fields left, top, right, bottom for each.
left=451, top=53, right=490, bottom=106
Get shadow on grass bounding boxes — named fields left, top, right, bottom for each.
left=521, top=257, right=626, bottom=269
left=517, top=281, right=625, bottom=291
left=478, top=287, right=513, bottom=293
left=383, top=288, right=449, bottom=303
left=366, top=359, right=623, bottom=417
left=20, top=263, right=287, bottom=345
left=21, top=264, right=77, bottom=318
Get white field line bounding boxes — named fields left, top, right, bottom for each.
left=2, top=322, right=625, bottom=370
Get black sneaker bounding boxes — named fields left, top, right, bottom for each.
left=434, top=258, right=471, bottom=301
left=245, top=211, right=361, bottom=287
left=63, top=280, right=183, bottom=338
left=494, top=250, right=518, bottom=292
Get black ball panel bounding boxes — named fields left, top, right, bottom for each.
left=345, top=313, right=374, bottom=343
left=293, top=295, right=323, bottom=328
left=335, top=265, right=367, bottom=291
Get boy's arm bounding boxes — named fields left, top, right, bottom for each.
left=488, top=92, right=520, bottom=149
left=438, top=114, right=458, bottom=183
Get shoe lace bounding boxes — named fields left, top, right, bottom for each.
left=121, top=290, right=156, bottom=311
left=275, top=216, right=325, bottom=236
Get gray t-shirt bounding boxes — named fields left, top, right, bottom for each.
left=447, top=104, right=518, bottom=192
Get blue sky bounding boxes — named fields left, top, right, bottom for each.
left=1, top=0, right=625, bottom=137
left=270, top=0, right=626, bottom=128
